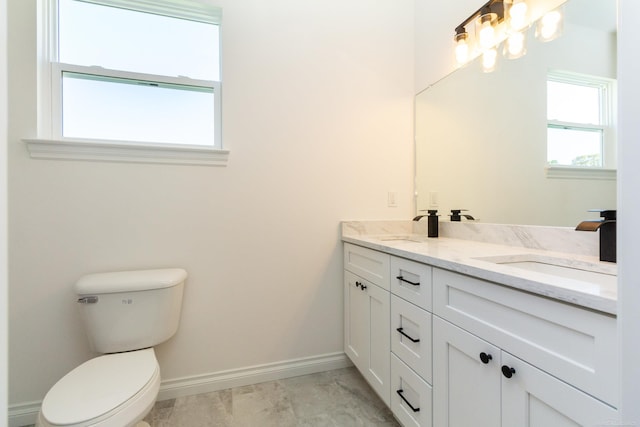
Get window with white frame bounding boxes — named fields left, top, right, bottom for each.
left=546, top=71, right=615, bottom=170
left=28, top=0, right=226, bottom=165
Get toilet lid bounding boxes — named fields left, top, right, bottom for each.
left=42, top=348, right=158, bottom=426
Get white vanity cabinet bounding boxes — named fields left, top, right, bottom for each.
left=343, top=239, right=619, bottom=427
left=433, top=268, right=618, bottom=426
left=343, top=243, right=391, bottom=405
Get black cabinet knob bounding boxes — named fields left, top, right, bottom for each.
left=479, top=352, right=492, bottom=364
left=361, top=284, right=367, bottom=290
left=501, top=365, right=516, bottom=378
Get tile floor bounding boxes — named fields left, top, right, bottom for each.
left=143, top=367, right=400, bottom=426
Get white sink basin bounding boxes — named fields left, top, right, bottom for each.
left=474, top=254, right=617, bottom=287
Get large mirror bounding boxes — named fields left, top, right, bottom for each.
left=415, top=0, right=617, bottom=227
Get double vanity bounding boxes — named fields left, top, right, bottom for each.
left=342, top=220, right=618, bottom=427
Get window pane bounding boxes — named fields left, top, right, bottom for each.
left=547, top=127, right=602, bottom=167
left=62, top=72, right=215, bottom=146
left=59, top=0, right=220, bottom=81
left=547, top=81, right=601, bottom=125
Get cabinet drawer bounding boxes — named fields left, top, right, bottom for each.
left=391, top=295, right=432, bottom=383
left=433, top=268, right=618, bottom=407
left=391, top=256, right=432, bottom=310
left=344, top=243, right=390, bottom=289
left=391, top=353, right=432, bottom=427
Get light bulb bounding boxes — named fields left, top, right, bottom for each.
left=482, top=48, right=497, bottom=72
left=454, top=32, right=469, bottom=65
left=509, top=0, right=528, bottom=31
left=505, top=31, right=526, bottom=58
left=479, top=19, right=496, bottom=49
left=476, top=13, right=498, bottom=50
left=537, top=9, right=563, bottom=42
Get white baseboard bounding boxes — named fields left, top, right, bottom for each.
left=8, top=401, right=40, bottom=427
left=8, top=352, right=351, bottom=427
left=157, top=351, right=351, bottom=401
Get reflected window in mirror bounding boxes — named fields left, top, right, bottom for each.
left=547, top=71, right=616, bottom=169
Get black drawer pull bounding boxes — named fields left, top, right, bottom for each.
left=396, top=327, right=420, bottom=343
left=396, top=275, right=420, bottom=286
left=396, top=389, right=420, bottom=412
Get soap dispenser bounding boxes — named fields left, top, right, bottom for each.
left=427, top=210, right=439, bottom=238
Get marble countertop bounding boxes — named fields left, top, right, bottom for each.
left=342, top=229, right=617, bottom=315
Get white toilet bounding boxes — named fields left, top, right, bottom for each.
left=36, top=268, right=187, bottom=427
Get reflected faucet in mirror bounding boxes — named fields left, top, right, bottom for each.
left=450, top=209, right=475, bottom=221
left=576, top=210, right=616, bottom=263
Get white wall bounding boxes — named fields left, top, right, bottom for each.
left=617, top=0, right=640, bottom=423
left=8, top=0, right=415, bottom=409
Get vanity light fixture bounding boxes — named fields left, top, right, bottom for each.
left=453, top=0, right=505, bottom=66
left=453, top=0, right=563, bottom=71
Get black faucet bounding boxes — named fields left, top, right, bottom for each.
left=450, top=209, right=475, bottom=221
left=575, top=210, right=616, bottom=263
left=413, top=210, right=439, bottom=237
left=413, top=209, right=436, bottom=221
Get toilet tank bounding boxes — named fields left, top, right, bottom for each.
left=75, top=268, right=187, bottom=354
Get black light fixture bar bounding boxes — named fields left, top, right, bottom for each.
left=455, top=0, right=506, bottom=35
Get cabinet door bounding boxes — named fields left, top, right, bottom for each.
left=366, top=279, right=391, bottom=405
left=501, top=352, right=618, bottom=427
left=344, top=271, right=368, bottom=372
left=433, top=316, right=501, bottom=427
left=343, top=270, right=390, bottom=405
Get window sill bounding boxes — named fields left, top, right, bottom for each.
left=23, top=138, right=229, bottom=167
left=545, top=166, right=616, bottom=180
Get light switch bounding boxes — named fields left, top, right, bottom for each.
left=429, top=191, right=439, bottom=207
left=388, top=192, right=398, bottom=207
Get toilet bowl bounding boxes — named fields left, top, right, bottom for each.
left=35, top=268, right=187, bottom=427
left=37, top=348, right=160, bottom=427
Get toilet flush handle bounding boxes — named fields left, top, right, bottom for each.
left=78, top=296, right=99, bottom=304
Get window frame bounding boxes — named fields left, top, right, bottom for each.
left=26, top=0, right=228, bottom=166
left=545, top=70, right=616, bottom=178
